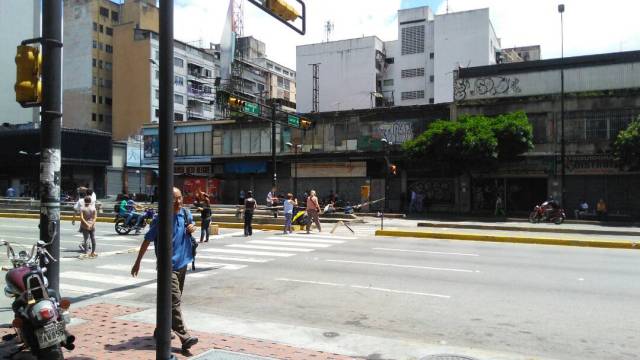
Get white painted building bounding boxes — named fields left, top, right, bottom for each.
left=0, top=0, right=40, bottom=126
left=296, top=6, right=500, bottom=112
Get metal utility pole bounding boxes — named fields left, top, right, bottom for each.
left=271, top=104, right=277, bottom=189
left=558, top=4, right=566, bottom=204
left=40, top=0, right=63, bottom=294
left=309, top=63, right=320, bottom=112
left=157, top=0, right=175, bottom=359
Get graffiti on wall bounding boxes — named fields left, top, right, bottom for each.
left=376, top=121, right=414, bottom=144
left=454, top=76, right=522, bottom=101
left=409, top=179, right=455, bottom=204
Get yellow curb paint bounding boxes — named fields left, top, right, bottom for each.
left=375, top=230, right=639, bottom=250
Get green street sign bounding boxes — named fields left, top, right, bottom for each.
left=243, top=102, right=260, bottom=116
left=287, top=114, right=300, bottom=127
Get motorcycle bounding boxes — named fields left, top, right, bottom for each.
left=529, top=204, right=566, bottom=224
left=1, top=239, right=75, bottom=359
left=114, top=208, right=155, bottom=235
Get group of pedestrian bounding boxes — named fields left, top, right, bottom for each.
left=575, top=198, right=608, bottom=220
left=72, top=188, right=98, bottom=258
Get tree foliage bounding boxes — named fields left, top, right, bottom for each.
left=402, top=111, right=533, bottom=175
left=612, top=117, right=640, bottom=171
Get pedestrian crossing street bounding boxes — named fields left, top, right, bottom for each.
left=58, top=232, right=358, bottom=300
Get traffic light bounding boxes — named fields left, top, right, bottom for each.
left=300, top=118, right=312, bottom=130
left=15, top=45, right=42, bottom=106
left=228, top=96, right=245, bottom=110
left=265, top=0, right=299, bottom=22
left=389, top=164, right=398, bottom=176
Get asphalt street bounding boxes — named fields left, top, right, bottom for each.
left=1, top=218, right=639, bottom=360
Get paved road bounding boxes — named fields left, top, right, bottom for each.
left=1, top=218, right=639, bottom=360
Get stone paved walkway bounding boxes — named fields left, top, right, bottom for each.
left=0, top=303, right=355, bottom=360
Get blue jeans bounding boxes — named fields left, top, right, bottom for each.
left=126, top=212, right=143, bottom=228
left=284, top=213, right=293, bottom=233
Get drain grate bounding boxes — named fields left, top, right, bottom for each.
left=421, top=355, right=480, bottom=360
left=192, top=349, right=277, bottom=360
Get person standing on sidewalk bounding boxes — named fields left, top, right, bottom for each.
left=306, top=190, right=322, bottom=234
left=198, top=196, right=212, bottom=243
left=130, top=187, right=198, bottom=351
left=267, top=187, right=279, bottom=218
left=79, top=196, right=98, bottom=258
left=283, top=193, right=296, bottom=234
left=244, top=191, right=257, bottom=236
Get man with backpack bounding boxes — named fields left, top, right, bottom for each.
left=130, top=187, right=198, bottom=351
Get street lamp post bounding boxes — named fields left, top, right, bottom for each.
left=558, top=3, right=566, bottom=205
left=286, top=142, right=302, bottom=198
left=381, top=138, right=392, bottom=230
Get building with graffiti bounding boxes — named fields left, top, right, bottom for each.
left=452, top=50, right=640, bottom=218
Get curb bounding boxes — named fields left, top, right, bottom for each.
left=417, top=222, right=640, bottom=237
left=375, top=229, right=640, bottom=250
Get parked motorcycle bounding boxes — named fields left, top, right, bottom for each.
left=114, top=208, right=155, bottom=235
left=1, top=239, right=75, bottom=359
left=529, top=205, right=566, bottom=224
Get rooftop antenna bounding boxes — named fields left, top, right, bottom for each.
left=446, top=0, right=449, bottom=13
left=233, top=0, right=244, bottom=38
left=324, top=20, right=334, bottom=42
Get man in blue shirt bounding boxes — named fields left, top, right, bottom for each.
left=130, top=187, right=198, bottom=351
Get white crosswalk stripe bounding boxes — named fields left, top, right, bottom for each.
left=60, top=284, right=134, bottom=299
left=196, top=254, right=272, bottom=263
left=226, top=244, right=315, bottom=252
left=61, top=271, right=149, bottom=286
left=248, top=240, right=331, bottom=248
left=195, top=262, right=247, bottom=270
left=98, top=264, right=156, bottom=275
left=266, top=236, right=345, bottom=244
left=201, top=248, right=296, bottom=257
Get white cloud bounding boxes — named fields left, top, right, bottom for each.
left=174, top=0, right=401, bottom=69
left=436, top=0, right=640, bottom=59
left=173, top=0, right=640, bottom=70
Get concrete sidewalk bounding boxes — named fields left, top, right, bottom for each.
left=376, top=228, right=640, bottom=250
left=0, top=303, right=355, bottom=360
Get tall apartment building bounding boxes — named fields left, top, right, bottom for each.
left=112, top=26, right=219, bottom=140
left=296, top=6, right=501, bottom=112
left=63, top=0, right=122, bottom=132
left=0, top=0, right=40, bottom=126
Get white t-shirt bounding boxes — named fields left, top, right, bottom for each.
left=73, top=199, right=83, bottom=212
left=91, top=192, right=97, bottom=205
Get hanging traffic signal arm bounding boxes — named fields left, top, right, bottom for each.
left=248, top=0, right=306, bottom=35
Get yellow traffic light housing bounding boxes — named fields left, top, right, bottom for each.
left=15, top=45, right=42, bottom=106
left=300, top=118, right=312, bottom=130
left=265, top=0, right=299, bottom=22
left=228, top=96, right=246, bottom=110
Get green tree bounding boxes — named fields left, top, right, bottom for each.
left=612, top=117, right=640, bottom=171
left=402, top=111, right=533, bottom=175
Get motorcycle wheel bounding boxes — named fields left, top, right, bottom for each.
left=36, top=345, right=64, bottom=360
left=114, top=218, right=131, bottom=235
left=528, top=211, right=540, bottom=223
left=553, top=215, right=565, bottom=225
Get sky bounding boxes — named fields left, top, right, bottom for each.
left=172, top=0, right=640, bottom=70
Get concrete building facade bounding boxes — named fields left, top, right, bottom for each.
left=63, top=0, right=122, bottom=132
left=296, top=6, right=500, bottom=112
left=0, top=0, right=40, bottom=126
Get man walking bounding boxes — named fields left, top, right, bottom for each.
left=198, top=196, right=212, bottom=243
left=130, top=187, right=198, bottom=351
left=306, top=190, right=322, bottom=234
left=244, top=191, right=257, bottom=236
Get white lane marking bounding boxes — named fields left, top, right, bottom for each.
left=209, top=230, right=249, bottom=239
left=60, top=284, right=133, bottom=299
left=248, top=240, right=331, bottom=248
left=196, top=255, right=272, bottom=263
left=326, top=259, right=478, bottom=273
left=98, top=264, right=156, bottom=275
left=276, top=278, right=450, bottom=299
left=141, top=259, right=156, bottom=264
left=266, top=236, right=344, bottom=244
left=226, top=244, right=314, bottom=252
left=373, top=247, right=479, bottom=257
left=202, top=248, right=295, bottom=257
left=287, top=234, right=356, bottom=240
left=189, top=272, right=217, bottom=278
left=61, top=271, right=150, bottom=285
left=195, top=262, right=247, bottom=270
left=578, top=278, right=584, bottom=281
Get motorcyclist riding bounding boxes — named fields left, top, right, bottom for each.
left=541, top=196, right=560, bottom=220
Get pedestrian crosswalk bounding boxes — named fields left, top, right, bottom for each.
left=56, top=232, right=357, bottom=301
